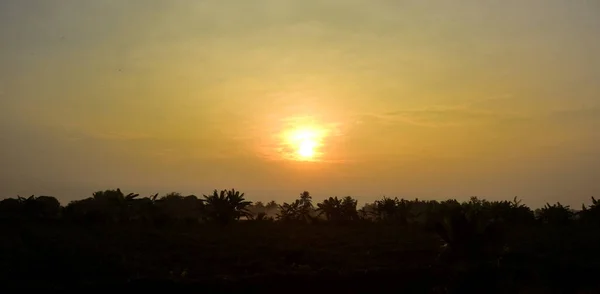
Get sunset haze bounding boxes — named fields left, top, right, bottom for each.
left=1, top=0, right=599, bottom=207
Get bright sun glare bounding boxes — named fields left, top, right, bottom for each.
left=282, top=127, right=325, bottom=161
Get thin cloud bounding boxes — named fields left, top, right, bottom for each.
left=357, top=95, right=525, bottom=127
left=62, top=128, right=155, bottom=142
left=369, top=103, right=527, bottom=128
left=84, top=131, right=155, bottom=141
left=546, top=106, right=600, bottom=121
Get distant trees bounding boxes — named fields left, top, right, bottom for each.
left=147, top=193, right=205, bottom=225
left=24, top=195, right=62, bottom=220
left=372, top=197, right=415, bottom=224
left=247, top=200, right=279, bottom=221
left=579, top=197, right=600, bottom=226
left=316, top=196, right=359, bottom=222
left=535, top=202, right=575, bottom=226
left=0, top=195, right=61, bottom=221
left=1, top=189, right=597, bottom=230
left=277, top=191, right=316, bottom=223
left=63, top=189, right=141, bottom=224
left=202, top=189, right=252, bottom=224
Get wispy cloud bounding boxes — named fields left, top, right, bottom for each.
left=64, top=128, right=155, bottom=142
left=86, top=131, right=155, bottom=141
left=546, top=106, right=600, bottom=122
left=362, top=96, right=528, bottom=128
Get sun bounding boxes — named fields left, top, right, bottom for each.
left=297, top=137, right=317, bottom=159
left=282, top=127, right=324, bottom=161
left=267, top=114, right=339, bottom=162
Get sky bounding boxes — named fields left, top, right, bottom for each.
left=1, top=0, right=599, bottom=207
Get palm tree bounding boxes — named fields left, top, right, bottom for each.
left=298, top=191, right=316, bottom=222
left=373, top=197, right=415, bottom=224
left=341, top=196, right=359, bottom=221
left=247, top=201, right=266, bottom=218
left=265, top=200, right=279, bottom=217
left=298, top=191, right=313, bottom=216
left=91, top=189, right=139, bottom=223
left=579, top=197, right=600, bottom=226
left=201, top=189, right=252, bottom=224
left=277, top=191, right=315, bottom=223
left=487, top=197, right=535, bottom=225
left=535, top=202, right=574, bottom=226
left=265, top=200, right=278, bottom=210
left=316, top=197, right=342, bottom=221
left=277, top=201, right=302, bottom=222
left=316, top=196, right=359, bottom=222
left=358, top=203, right=376, bottom=221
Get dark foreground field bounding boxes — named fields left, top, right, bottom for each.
left=2, top=221, right=600, bottom=293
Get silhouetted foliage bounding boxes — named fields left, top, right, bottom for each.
left=3, top=190, right=596, bottom=231
left=372, top=197, right=415, bottom=224
left=535, top=202, right=575, bottom=226
left=3, top=190, right=600, bottom=292
left=0, top=197, right=22, bottom=219
left=25, top=195, right=61, bottom=220
left=277, top=191, right=316, bottom=223
left=201, top=189, right=252, bottom=224
left=277, top=200, right=302, bottom=222
left=316, top=196, right=359, bottom=223
left=154, top=193, right=204, bottom=225
left=579, top=197, right=600, bottom=226
left=435, top=209, right=506, bottom=271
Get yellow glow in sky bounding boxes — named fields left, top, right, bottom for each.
left=281, top=124, right=328, bottom=162
left=1, top=1, right=600, bottom=206
left=286, top=128, right=321, bottom=161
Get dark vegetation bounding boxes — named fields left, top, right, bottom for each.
left=2, top=189, right=600, bottom=293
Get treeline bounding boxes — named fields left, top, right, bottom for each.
left=1, top=188, right=600, bottom=227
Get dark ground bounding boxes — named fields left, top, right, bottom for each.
left=2, top=221, right=600, bottom=293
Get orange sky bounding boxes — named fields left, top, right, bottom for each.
left=1, top=0, right=599, bottom=207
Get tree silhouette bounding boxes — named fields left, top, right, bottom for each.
left=3, top=188, right=600, bottom=293
left=580, top=197, right=600, bottom=226
left=90, top=189, right=139, bottom=223
left=0, top=197, right=23, bottom=220
left=489, top=197, right=535, bottom=225
left=201, top=189, right=252, bottom=224
left=298, top=191, right=313, bottom=216
left=277, top=200, right=302, bottom=222
left=316, top=197, right=342, bottom=221
left=265, top=200, right=278, bottom=210
left=316, top=196, right=359, bottom=223
left=435, top=209, right=506, bottom=271
left=535, top=202, right=574, bottom=226
left=277, top=191, right=316, bottom=223
left=150, top=193, right=204, bottom=225
left=64, top=197, right=105, bottom=224
left=358, top=202, right=376, bottom=221
left=22, top=195, right=61, bottom=220
left=373, top=197, right=415, bottom=224
left=2, top=189, right=593, bottom=234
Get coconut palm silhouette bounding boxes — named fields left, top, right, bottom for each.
left=201, top=189, right=252, bottom=224
left=3, top=189, right=600, bottom=292
left=316, top=196, right=359, bottom=222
